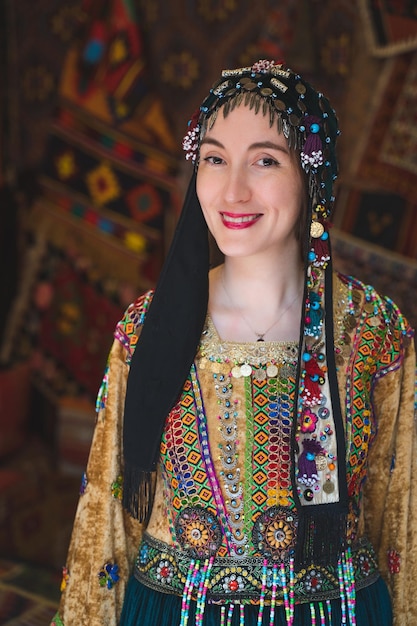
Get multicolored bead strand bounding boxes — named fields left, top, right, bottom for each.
left=269, top=564, right=279, bottom=626
left=337, top=558, right=347, bottom=625
left=220, top=606, right=226, bottom=626
left=318, top=601, right=326, bottom=626
left=257, top=559, right=268, bottom=626
left=180, top=559, right=200, bottom=626
left=289, top=557, right=295, bottom=624
left=345, top=548, right=357, bottom=625
left=310, top=602, right=317, bottom=625
left=280, top=559, right=295, bottom=626
left=227, top=604, right=235, bottom=626
left=240, top=603, right=245, bottom=626
left=326, top=599, right=332, bottom=625
left=195, top=556, right=214, bottom=626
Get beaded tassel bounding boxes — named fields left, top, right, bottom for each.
left=240, top=603, right=245, bottom=626
left=336, top=549, right=357, bottom=626
left=180, top=559, right=200, bottom=626
left=326, top=599, right=332, bottom=626
left=318, top=602, right=326, bottom=626
left=227, top=604, right=235, bottom=626
left=289, top=558, right=295, bottom=624
left=221, top=606, right=226, bottom=626
left=344, top=548, right=357, bottom=625
left=280, top=559, right=295, bottom=626
left=269, top=564, right=279, bottom=626
left=310, top=602, right=317, bottom=626
left=257, top=559, right=268, bottom=626
left=337, top=558, right=347, bottom=625
left=195, top=557, right=214, bottom=626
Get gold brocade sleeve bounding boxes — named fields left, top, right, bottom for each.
left=56, top=338, right=143, bottom=626
left=363, top=337, right=417, bottom=625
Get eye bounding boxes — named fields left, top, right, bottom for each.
left=204, top=155, right=224, bottom=165
left=257, top=157, right=278, bottom=167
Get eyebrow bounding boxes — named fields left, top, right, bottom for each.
left=200, top=137, right=289, bottom=154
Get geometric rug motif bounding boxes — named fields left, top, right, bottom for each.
left=1, top=239, right=124, bottom=401
left=381, top=52, right=417, bottom=176
left=358, top=0, right=417, bottom=57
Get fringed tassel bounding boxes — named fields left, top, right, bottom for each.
left=310, top=232, right=330, bottom=269
left=298, top=439, right=326, bottom=486
left=301, top=353, right=325, bottom=407
left=122, top=465, right=156, bottom=522
left=301, top=116, right=324, bottom=170
left=295, top=508, right=347, bottom=566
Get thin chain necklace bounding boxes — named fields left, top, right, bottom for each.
left=221, top=272, right=302, bottom=342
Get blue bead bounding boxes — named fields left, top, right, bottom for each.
left=308, top=251, right=316, bottom=261
left=303, top=352, right=311, bottom=362
left=310, top=123, right=320, bottom=133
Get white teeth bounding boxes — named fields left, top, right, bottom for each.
left=222, top=214, right=258, bottom=223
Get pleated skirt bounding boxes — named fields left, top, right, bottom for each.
left=120, top=574, right=392, bottom=626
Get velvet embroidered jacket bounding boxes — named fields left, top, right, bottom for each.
left=53, top=273, right=416, bottom=626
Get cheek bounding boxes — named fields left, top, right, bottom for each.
left=196, top=176, right=215, bottom=223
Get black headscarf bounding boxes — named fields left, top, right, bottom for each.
left=123, top=171, right=209, bottom=522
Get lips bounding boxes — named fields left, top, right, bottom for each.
left=220, top=212, right=262, bottom=229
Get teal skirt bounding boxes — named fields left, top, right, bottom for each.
left=120, top=575, right=392, bottom=626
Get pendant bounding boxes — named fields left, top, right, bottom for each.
left=257, top=335, right=265, bottom=342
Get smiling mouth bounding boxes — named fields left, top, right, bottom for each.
left=220, top=212, right=262, bottom=227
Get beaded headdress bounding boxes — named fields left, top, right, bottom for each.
left=183, top=59, right=339, bottom=266
left=123, top=60, right=346, bottom=566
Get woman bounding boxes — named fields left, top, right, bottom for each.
left=52, top=60, right=416, bottom=626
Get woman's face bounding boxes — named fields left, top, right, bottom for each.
left=196, top=104, right=305, bottom=262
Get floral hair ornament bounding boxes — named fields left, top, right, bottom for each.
left=182, top=110, right=200, bottom=162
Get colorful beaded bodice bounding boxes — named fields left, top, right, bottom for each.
left=160, top=319, right=301, bottom=560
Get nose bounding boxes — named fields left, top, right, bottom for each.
left=223, top=165, right=251, bottom=204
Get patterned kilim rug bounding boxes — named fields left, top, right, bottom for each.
left=0, top=559, right=59, bottom=625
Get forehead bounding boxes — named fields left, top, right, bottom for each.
left=202, top=102, right=288, bottom=147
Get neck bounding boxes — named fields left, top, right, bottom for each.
left=209, top=247, right=305, bottom=342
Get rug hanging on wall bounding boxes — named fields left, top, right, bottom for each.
left=338, top=50, right=417, bottom=258
left=358, top=0, right=417, bottom=57
left=1, top=237, right=124, bottom=401
left=36, top=0, right=180, bottom=292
